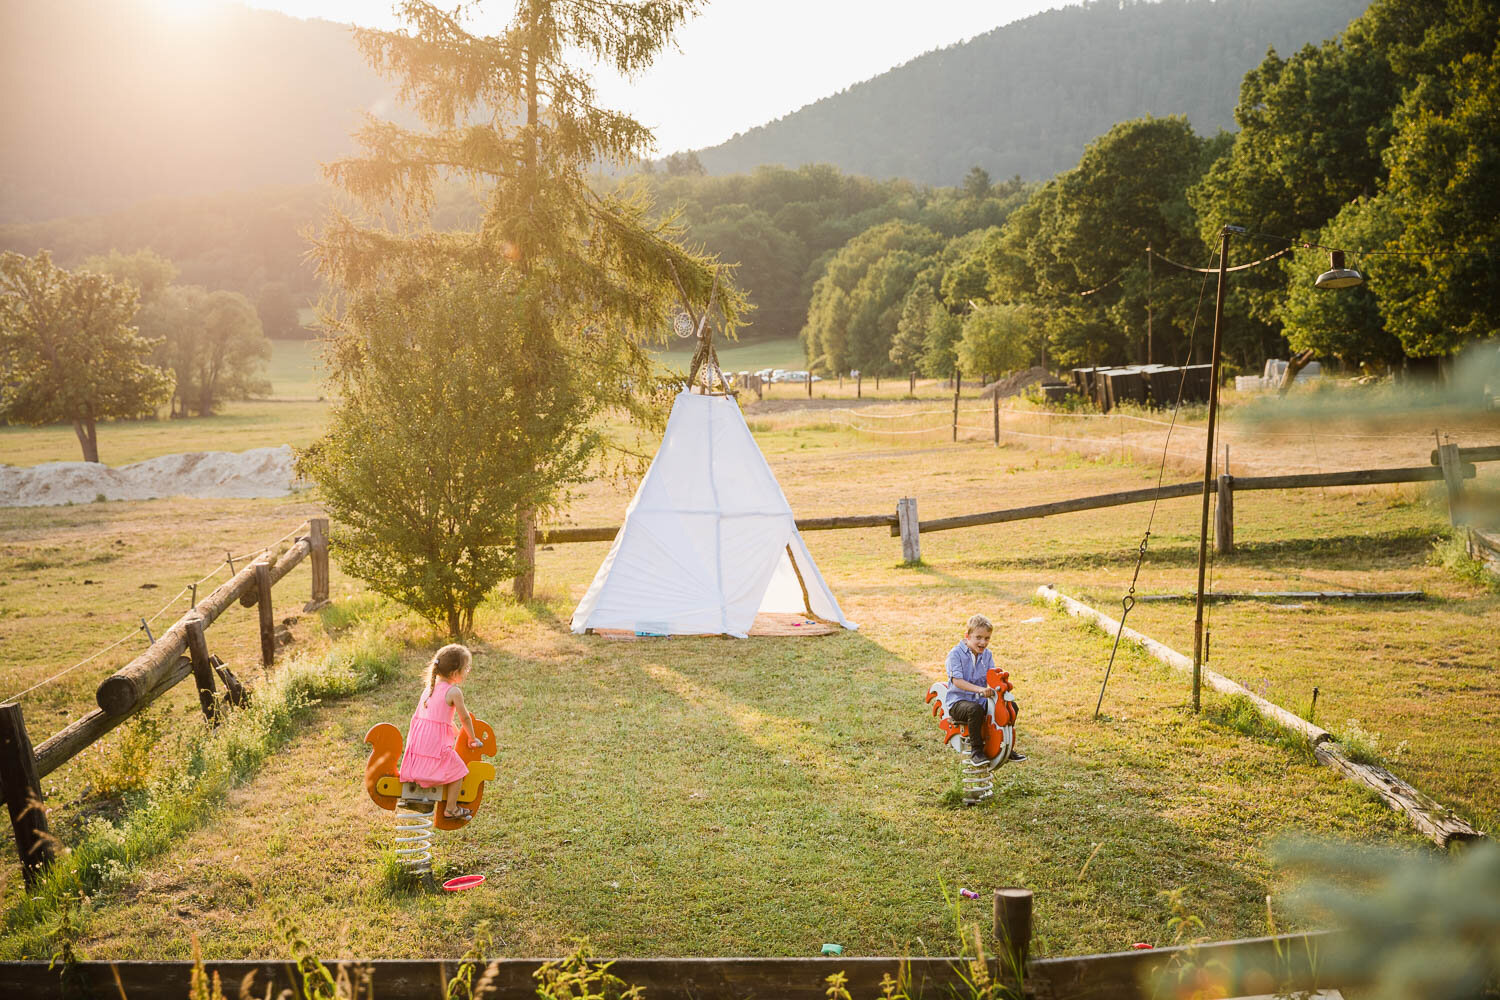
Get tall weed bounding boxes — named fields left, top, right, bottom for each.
left=2, top=624, right=403, bottom=960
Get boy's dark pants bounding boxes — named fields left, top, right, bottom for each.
left=948, top=698, right=989, bottom=750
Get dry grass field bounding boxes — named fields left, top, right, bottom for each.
left=1, top=340, right=1497, bottom=963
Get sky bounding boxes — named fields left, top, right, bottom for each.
left=231, top=0, right=1090, bottom=153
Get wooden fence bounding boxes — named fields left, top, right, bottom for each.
left=537, top=446, right=1494, bottom=567
left=0, top=888, right=1345, bottom=999
left=0, top=519, right=329, bottom=887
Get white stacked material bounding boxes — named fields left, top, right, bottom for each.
left=571, top=390, right=856, bottom=638
left=0, top=445, right=303, bottom=507
left=1263, top=358, right=1323, bottom=383
left=1234, top=375, right=1268, bottom=392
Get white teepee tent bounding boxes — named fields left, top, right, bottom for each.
left=571, top=390, right=857, bottom=638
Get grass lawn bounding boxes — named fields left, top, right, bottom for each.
left=263, top=338, right=328, bottom=400
left=654, top=335, right=807, bottom=375
left=6, top=416, right=1496, bottom=962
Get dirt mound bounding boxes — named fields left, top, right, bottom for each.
left=0, top=445, right=304, bottom=507
left=979, top=366, right=1052, bottom=399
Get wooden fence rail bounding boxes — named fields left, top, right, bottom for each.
left=0, top=886, right=1340, bottom=1000
left=0, top=518, right=329, bottom=888
left=536, top=451, right=1491, bottom=568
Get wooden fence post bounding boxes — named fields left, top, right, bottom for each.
left=0, top=703, right=55, bottom=887
left=254, top=559, right=275, bottom=667
left=183, top=615, right=217, bottom=723
left=1437, top=442, right=1465, bottom=526
left=856, top=372, right=862, bottom=399
left=992, top=392, right=1000, bottom=446
left=993, top=887, right=1033, bottom=981
left=875, top=373, right=880, bottom=390
left=806, top=372, right=812, bottom=397
left=1215, top=474, right=1235, bottom=555
left=909, top=371, right=916, bottom=395
left=952, top=370, right=962, bottom=442
left=513, top=509, right=537, bottom=603
left=897, top=498, right=921, bottom=564
left=308, top=517, right=330, bottom=608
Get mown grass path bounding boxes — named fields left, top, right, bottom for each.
left=9, top=422, right=1494, bottom=960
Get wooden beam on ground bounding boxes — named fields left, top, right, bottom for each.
left=1314, top=742, right=1485, bottom=848
left=1037, top=585, right=1487, bottom=849
left=38, top=658, right=193, bottom=778
left=1134, top=591, right=1425, bottom=603
left=1467, top=528, right=1500, bottom=576
left=1036, top=585, right=1331, bottom=746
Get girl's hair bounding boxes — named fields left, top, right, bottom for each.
left=423, top=643, right=472, bottom=704
left=965, top=613, right=993, bottom=634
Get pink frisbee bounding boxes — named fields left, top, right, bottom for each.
left=442, top=874, right=486, bottom=891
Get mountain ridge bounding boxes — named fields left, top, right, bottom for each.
left=695, top=0, right=1371, bottom=185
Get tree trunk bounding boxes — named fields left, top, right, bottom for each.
left=72, top=419, right=100, bottom=462
left=1278, top=349, right=1316, bottom=396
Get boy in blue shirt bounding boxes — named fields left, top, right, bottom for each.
left=944, top=613, right=1027, bottom=766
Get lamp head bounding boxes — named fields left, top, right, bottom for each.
left=1315, top=249, right=1364, bottom=289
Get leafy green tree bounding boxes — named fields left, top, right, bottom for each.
left=1374, top=47, right=1500, bottom=355
left=1280, top=196, right=1405, bottom=369
left=958, top=302, right=1035, bottom=378
left=0, top=251, right=173, bottom=461
left=81, top=249, right=178, bottom=306
left=919, top=303, right=963, bottom=379
left=307, top=0, right=730, bottom=631
left=300, top=270, right=606, bottom=635
left=255, top=280, right=304, bottom=340
left=962, top=165, right=992, bottom=200
left=890, top=275, right=936, bottom=372
left=801, top=220, right=940, bottom=372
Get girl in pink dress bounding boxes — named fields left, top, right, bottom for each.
left=398, top=643, right=483, bottom=820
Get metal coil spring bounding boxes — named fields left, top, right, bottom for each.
left=394, top=802, right=434, bottom=873
left=960, top=737, right=996, bottom=805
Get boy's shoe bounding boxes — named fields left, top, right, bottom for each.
left=1008, top=751, right=1028, bottom=762
left=969, top=749, right=992, bottom=767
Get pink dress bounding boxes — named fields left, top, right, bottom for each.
left=398, top=679, right=470, bottom=787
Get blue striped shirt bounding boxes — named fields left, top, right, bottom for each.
left=943, top=641, right=992, bottom=711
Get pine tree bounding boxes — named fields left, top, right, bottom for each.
left=303, top=0, right=739, bottom=633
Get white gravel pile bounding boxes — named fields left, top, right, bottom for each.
left=1, top=445, right=305, bottom=507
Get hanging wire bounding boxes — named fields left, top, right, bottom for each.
left=2, top=521, right=310, bottom=704
left=1094, top=250, right=1218, bottom=720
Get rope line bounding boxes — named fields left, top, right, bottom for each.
left=3, top=520, right=311, bottom=704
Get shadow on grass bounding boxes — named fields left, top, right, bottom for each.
left=975, top=526, right=1436, bottom=573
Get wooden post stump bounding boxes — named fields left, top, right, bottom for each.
left=897, top=497, right=921, bottom=564
left=0, top=703, right=55, bottom=887
left=513, top=508, right=537, bottom=603
left=308, top=517, right=330, bottom=608
left=183, top=615, right=218, bottom=722
left=1437, top=442, right=1465, bottom=526
left=952, top=370, right=962, bottom=442
left=1215, top=473, right=1234, bottom=555
left=993, top=887, right=1033, bottom=981
left=254, top=560, right=275, bottom=667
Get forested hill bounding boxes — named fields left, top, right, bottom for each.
left=0, top=0, right=396, bottom=222
left=696, top=0, right=1370, bottom=185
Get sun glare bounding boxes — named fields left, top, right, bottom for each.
left=148, top=0, right=216, bottom=19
